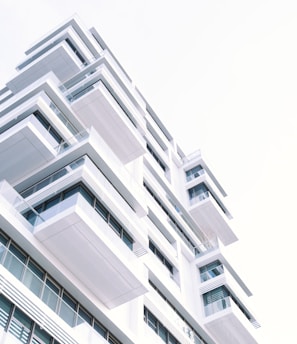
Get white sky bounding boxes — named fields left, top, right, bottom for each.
left=1, top=1, right=297, bottom=342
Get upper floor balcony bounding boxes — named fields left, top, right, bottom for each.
left=197, top=262, right=259, bottom=344
left=0, top=179, right=149, bottom=309
left=7, top=39, right=84, bottom=95
left=65, top=64, right=146, bottom=164
left=0, top=244, right=124, bottom=344
left=0, top=114, right=59, bottom=184
left=183, top=152, right=237, bottom=246
left=203, top=292, right=259, bottom=344
left=187, top=184, right=237, bottom=246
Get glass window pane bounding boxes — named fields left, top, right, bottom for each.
left=4, top=245, right=26, bottom=280
left=0, top=233, right=8, bottom=246
left=23, top=210, right=38, bottom=225
left=158, top=322, right=167, bottom=342
left=0, top=294, right=12, bottom=329
left=95, top=201, right=108, bottom=221
left=78, top=307, right=92, bottom=325
left=59, top=293, right=76, bottom=326
left=44, top=195, right=60, bottom=211
left=42, top=279, right=60, bottom=312
left=52, top=168, right=68, bottom=181
left=32, top=324, right=52, bottom=344
left=79, top=186, right=93, bottom=205
left=23, top=261, right=44, bottom=296
left=63, top=185, right=80, bottom=199
left=94, top=321, right=107, bottom=338
left=9, top=308, right=32, bottom=344
left=122, top=232, right=133, bottom=250
left=147, top=312, right=157, bottom=332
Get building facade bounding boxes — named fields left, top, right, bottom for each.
left=0, top=16, right=259, bottom=344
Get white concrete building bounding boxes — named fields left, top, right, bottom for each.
left=0, top=16, right=259, bottom=344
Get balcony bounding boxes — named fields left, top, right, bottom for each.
left=69, top=79, right=146, bottom=163
left=0, top=247, right=118, bottom=344
left=7, top=41, right=82, bottom=93
left=199, top=261, right=259, bottom=344
left=203, top=296, right=259, bottom=344
left=0, top=114, right=58, bottom=184
left=188, top=191, right=237, bottom=245
left=30, top=192, right=148, bottom=308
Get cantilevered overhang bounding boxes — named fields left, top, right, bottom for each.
left=188, top=195, right=237, bottom=245
left=71, top=80, right=146, bottom=164
left=7, top=42, right=82, bottom=94
left=204, top=301, right=258, bottom=344
left=0, top=115, right=57, bottom=184
left=34, top=194, right=148, bottom=308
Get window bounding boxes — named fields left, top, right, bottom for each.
left=3, top=244, right=26, bottom=280
left=23, top=260, right=44, bottom=296
left=188, top=183, right=209, bottom=202
left=42, top=278, right=60, bottom=312
left=32, top=324, right=52, bottom=344
left=149, top=281, right=207, bottom=344
left=65, top=38, right=87, bottom=65
left=149, top=240, right=173, bottom=275
left=144, top=182, right=199, bottom=255
left=147, top=144, right=166, bottom=172
left=0, top=294, right=12, bottom=329
left=34, top=111, right=64, bottom=144
left=185, top=165, right=204, bottom=182
left=0, top=294, right=59, bottom=344
left=22, top=183, right=134, bottom=250
left=8, top=307, right=32, bottom=344
left=144, top=307, right=180, bottom=344
left=59, top=292, right=77, bottom=326
left=0, top=228, right=122, bottom=344
left=199, top=260, right=224, bottom=282
left=203, top=286, right=230, bottom=316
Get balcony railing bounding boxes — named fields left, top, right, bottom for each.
left=54, top=129, right=90, bottom=154
left=0, top=243, right=111, bottom=343
left=204, top=296, right=259, bottom=329
left=49, top=102, right=78, bottom=135
left=200, top=264, right=224, bottom=282
left=204, top=297, right=231, bottom=317
left=189, top=191, right=209, bottom=206
left=20, top=156, right=85, bottom=198
left=186, top=169, right=205, bottom=182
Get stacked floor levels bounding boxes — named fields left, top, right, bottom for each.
left=0, top=16, right=259, bottom=344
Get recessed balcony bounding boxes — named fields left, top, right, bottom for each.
left=188, top=190, right=237, bottom=245
left=203, top=295, right=259, bottom=344
left=31, top=192, right=148, bottom=308
left=0, top=115, right=58, bottom=184
left=200, top=264, right=259, bottom=344
left=70, top=80, right=146, bottom=163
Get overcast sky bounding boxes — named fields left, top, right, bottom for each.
left=1, top=1, right=297, bottom=342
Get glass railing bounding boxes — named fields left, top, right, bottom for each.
left=20, top=157, right=85, bottom=198
left=204, top=296, right=260, bottom=329
left=189, top=190, right=228, bottom=217
left=204, top=297, right=231, bottom=317
left=54, top=128, right=90, bottom=154
left=200, top=264, right=224, bottom=282
left=49, top=102, right=78, bottom=135
left=23, top=193, right=79, bottom=226
left=186, top=169, right=205, bottom=182
left=0, top=243, right=110, bottom=343
left=189, top=191, right=209, bottom=206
